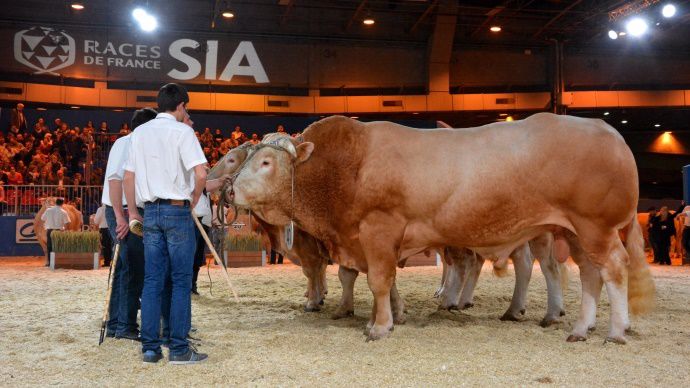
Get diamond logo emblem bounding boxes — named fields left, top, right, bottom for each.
left=14, top=26, right=75, bottom=74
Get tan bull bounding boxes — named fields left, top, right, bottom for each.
left=34, top=197, right=83, bottom=256
left=231, top=112, right=655, bottom=343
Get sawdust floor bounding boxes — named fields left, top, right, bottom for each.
left=0, top=257, right=688, bottom=387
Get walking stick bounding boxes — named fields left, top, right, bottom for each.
left=192, top=210, right=240, bottom=302
left=99, top=241, right=121, bottom=345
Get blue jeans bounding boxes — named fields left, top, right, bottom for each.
left=105, top=206, right=144, bottom=335
left=140, top=202, right=195, bottom=356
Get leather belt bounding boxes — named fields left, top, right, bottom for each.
left=149, top=199, right=190, bottom=207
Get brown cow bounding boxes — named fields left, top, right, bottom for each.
left=231, top=113, right=655, bottom=343
left=34, top=197, right=83, bottom=256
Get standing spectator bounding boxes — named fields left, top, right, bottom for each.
left=85, top=120, right=94, bottom=130
left=647, top=207, right=659, bottom=263
left=93, top=205, right=112, bottom=267
left=33, top=118, right=47, bottom=138
left=62, top=130, right=85, bottom=174
left=269, top=249, right=283, bottom=265
left=11, top=103, right=28, bottom=133
left=99, top=121, right=109, bottom=133
left=276, top=124, right=286, bottom=134
left=53, top=118, right=62, bottom=132
left=40, top=197, right=71, bottom=266
left=650, top=203, right=685, bottom=265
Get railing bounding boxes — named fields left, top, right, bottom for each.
left=0, top=185, right=103, bottom=223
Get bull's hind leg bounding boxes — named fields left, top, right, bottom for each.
left=332, top=266, right=358, bottom=319
left=458, top=254, right=483, bottom=309
left=566, top=234, right=602, bottom=342
left=390, top=281, right=406, bottom=324
left=501, top=244, right=532, bottom=321
left=437, top=247, right=467, bottom=310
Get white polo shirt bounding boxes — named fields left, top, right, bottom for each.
left=41, top=206, right=71, bottom=230
left=124, top=113, right=207, bottom=203
left=193, top=193, right=212, bottom=227
left=682, top=206, right=690, bottom=227
left=93, top=206, right=108, bottom=229
left=101, top=135, right=133, bottom=207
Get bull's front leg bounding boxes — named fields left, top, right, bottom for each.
left=365, top=265, right=395, bottom=341
left=301, top=264, right=322, bottom=312
left=332, top=266, right=358, bottom=319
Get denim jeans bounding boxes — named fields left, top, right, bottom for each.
left=105, top=206, right=143, bottom=335
left=140, top=202, right=195, bottom=356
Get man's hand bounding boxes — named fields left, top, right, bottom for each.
left=115, top=214, right=129, bottom=240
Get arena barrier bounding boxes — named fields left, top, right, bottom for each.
left=0, top=184, right=102, bottom=224
left=0, top=216, right=44, bottom=256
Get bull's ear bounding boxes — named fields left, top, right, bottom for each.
left=296, top=142, right=314, bottom=164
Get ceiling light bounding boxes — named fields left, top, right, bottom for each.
left=71, top=3, right=84, bottom=10
left=363, top=17, right=375, bottom=25
left=603, top=111, right=610, bottom=116
left=71, top=106, right=80, bottom=109
left=37, top=107, right=47, bottom=111
left=490, top=26, right=502, bottom=32
left=621, top=120, right=628, bottom=124
left=626, top=18, right=648, bottom=37
left=506, top=116, right=514, bottom=122
left=499, top=113, right=508, bottom=117
left=619, top=31, right=627, bottom=36
left=132, top=8, right=147, bottom=21
left=654, top=123, right=661, bottom=127
left=662, top=4, right=677, bottom=18
left=132, top=8, right=158, bottom=32
left=350, top=116, right=359, bottom=119
left=222, top=10, right=234, bottom=18
left=608, top=30, right=618, bottom=39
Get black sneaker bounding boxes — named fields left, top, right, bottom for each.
left=142, top=350, right=163, bottom=363
left=169, top=349, right=208, bottom=365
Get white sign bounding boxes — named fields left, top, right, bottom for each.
left=13, top=26, right=269, bottom=83
left=16, top=219, right=38, bottom=244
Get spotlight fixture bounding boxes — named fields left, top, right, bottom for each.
left=132, top=7, right=158, bottom=32
left=621, top=120, right=628, bottom=124
left=626, top=17, right=648, bottom=37
left=662, top=4, right=677, bottom=18
left=222, top=10, right=235, bottom=18
left=71, top=2, right=84, bottom=10
left=363, top=17, right=375, bottom=25
left=655, top=123, right=661, bottom=127
left=618, top=31, right=627, bottom=36
left=608, top=30, right=618, bottom=39
left=490, top=26, right=502, bottom=32
left=603, top=112, right=610, bottom=116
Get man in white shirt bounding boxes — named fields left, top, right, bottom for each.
left=40, top=197, right=70, bottom=266
left=102, top=107, right=158, bottom=341
left=123, top=83, right=208, bottom=364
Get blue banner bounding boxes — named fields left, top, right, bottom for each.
left=0, top=216, right=44, bottom=256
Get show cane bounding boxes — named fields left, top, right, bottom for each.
left=192, top=210, right=240, bottom=302
left=98, top=241, right=121, bottom=345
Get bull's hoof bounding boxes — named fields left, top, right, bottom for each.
left=539, top=317, right=562, bottom=328
left=393, top=314, right=406, bottom=325
left=331, top=309, right=354, bottom=320
left=365, top=325, right=393, bottom=342
left=604, top=336, right=627, bottom=345
left=625, top=328, right=638, bottom=336
left=500, top=312, right=522, bottom=322
left=461, top=302, right=474, bottom=310
left=304, top=305, right=321, bottom=313
left=438, top=304, right=458, bottom=311
left=588, top=326, right=596, bottom=333
left=559, top=310, right=566, bottom=317
left=319, top=299, right=325, bottom=306
left=566, top=334, right=587, bottom=342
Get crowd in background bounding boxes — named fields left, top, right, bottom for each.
left=0, top=103, right=298, bottom=216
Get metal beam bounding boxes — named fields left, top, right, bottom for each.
left=409, top=0, right=439, bottom=34
left=345, top=0, right=367, bottom=31
left=532, top=0, right=585, bottom=38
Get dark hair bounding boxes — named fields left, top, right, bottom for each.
left=157, top=83, right=189, bottom=112
left=55, top=198, right=64, bottom=206
left=131, top=108, right=158, bottom=129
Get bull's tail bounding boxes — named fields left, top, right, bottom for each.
left=625, top=215, right=656, bottom=315
left=558, top=261, right=569, bottom=295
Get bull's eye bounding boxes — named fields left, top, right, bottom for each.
left=228, top=158, right=235, bottom=163
left=262, top=160, right=270, bottom=166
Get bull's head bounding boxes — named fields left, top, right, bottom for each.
left=231, top=134, right=314, bottom=225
